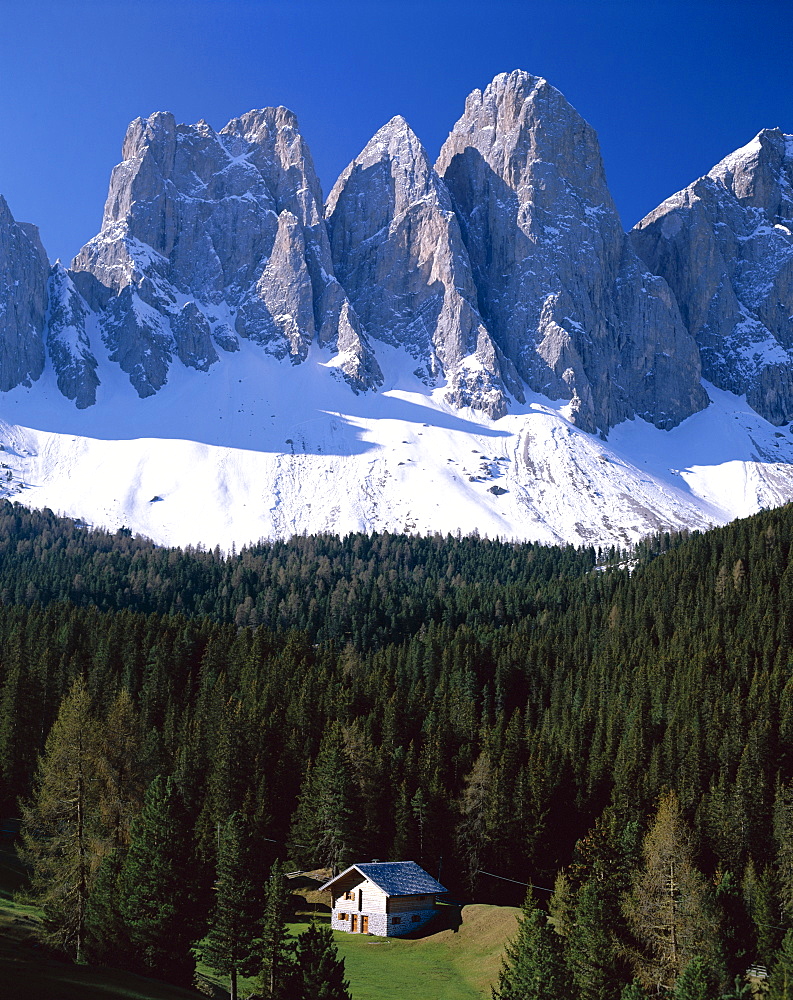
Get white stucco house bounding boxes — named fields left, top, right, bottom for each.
left=318, top=860, right=447, bottom=937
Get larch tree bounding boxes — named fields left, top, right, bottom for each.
left=622, top=790, right=719, bottom=994
left=19, top=676, right=101, bottom=962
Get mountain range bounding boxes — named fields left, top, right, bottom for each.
left=1, top=70, right=792, bottom=549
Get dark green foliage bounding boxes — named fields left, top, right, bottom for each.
left=259, top=860, right=295, bottom=1000
left=568, top=880, right=626, bottom=1000
left=289, top=725, right=360, bottom=873
left=673, top=956, right=717, bottom=999
left=2, top=500, right=793, bottom=982
left=202, top=813, right=261, bottom=1000
left=84, top=849, right=128, bottom=966
left=118, top=776, right=203, bottom=986
left=293, top=921, right=351, bottom=1000
left=769, top=931, right=793, bottom=1000
left=493, top=898, right=570, bottom=1000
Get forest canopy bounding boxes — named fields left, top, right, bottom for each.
left=2, top=499, right=793, bottom=994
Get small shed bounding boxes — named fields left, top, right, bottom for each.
left=318, top=860, right=446, bottom=937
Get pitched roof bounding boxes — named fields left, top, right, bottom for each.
left=319, top=860, right=447, bottom=896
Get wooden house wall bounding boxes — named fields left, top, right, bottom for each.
left=387, top=893, right=435, bottom=914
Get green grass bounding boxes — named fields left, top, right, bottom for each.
left=1, top=844, right=519, bottom=1000
left=326, top=904, right=520, bottom=1000
left=200, top=905, right=520, bottom=1000
left=0, top=843, right=206, bottom=1000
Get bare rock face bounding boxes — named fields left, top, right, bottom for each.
left=326, top=116, right=518, bottom=417
left=631, top=129, right=793, bottom=425
left=46, top=265, right=100, bottom=407
left=436, top=70, right=707, bottom=432
left=71, top=108, right=380, bottom=398
left=0, top=196, right=48, bottom=392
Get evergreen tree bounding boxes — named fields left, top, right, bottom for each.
left=259, top=859, right=296, bottom=1000
left=673, top=956, right=716, bottom=1000
left=568, top=879, right=626, bottom=1000
left=294, top=921, right=351, bottom=1000
left=493, top=896, right=571, bottom=1000
left=769, top=931, right=793, bottom=1000
left=19, top=677, right=101, bottom=962
left=118, top=775, right=202, bottom=986
left=84, top=848, right=129, bottom=966
left=289, top=726, right=358, bottom=874
left=202, top=813, right=261, bottom=1000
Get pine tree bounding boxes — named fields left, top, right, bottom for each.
left=294, top=920, right=351, bottom=1000
left=202, top=813, right=261, bottom=1000
left=84, top=848, right=129, bottom=966
left=259, top=859, right=296, bottom=1000
left=769, top=930, right=793, bottom=1000
left=289, top=726, right=358, bottom=874
left=493, top=896, right=571, bottom=1000
left=118, top=775, right=202, bottom=986
left=19, top=676, right=101, bottom=962
left=568, top=879, right=626, bottom=1000
left=673, top=956, right=716, bottom=1000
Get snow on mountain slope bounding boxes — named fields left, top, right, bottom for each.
left=1, top=342, right=792, bottom=551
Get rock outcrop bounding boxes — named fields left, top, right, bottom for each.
left=436, top=70, right=707, bottom=433
left=631, top=128, right=793, bottom=425
left=46, top=265, right=100, bottom=408
left=326, top=116, right=519, bottom=417
left=0, top=196, right=48, bottom=392
left=4, top=72, right=791, bottom=443
left=70, top=108, right=380, bottom=398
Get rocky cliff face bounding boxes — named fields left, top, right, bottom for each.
left=0, top=196, right=48, bottom=392
left=2, top=72, right=791, bottom=446
left=69, top=108, right=380, bottom=399
left=436, top=70, right=707, bottom=433
left=631, top=128, right=793, bottom=425
left=326, top=116, right=520, bottom=418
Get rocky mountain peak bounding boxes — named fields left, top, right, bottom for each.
left=326, top=111, right=515, bottom=418
left=708, top=128, right=793, bottom=215
left=631, top=130, right=793, bottom=425
left=436, top=71, right=705, bottom=433
left=0, top=196, right=48, bottom=392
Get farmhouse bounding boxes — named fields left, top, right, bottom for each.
left=319, top=861, right=447, bottom=937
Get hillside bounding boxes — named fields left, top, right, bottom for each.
left=2, top=500, right=793, bottom=992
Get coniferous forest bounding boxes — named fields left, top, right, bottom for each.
left=3, top=497, right=793, bottom=997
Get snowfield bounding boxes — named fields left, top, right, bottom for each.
left=1, top=340, right=793, bottom=551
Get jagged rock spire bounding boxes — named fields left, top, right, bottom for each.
left=632, top=128, right=793, bottom=425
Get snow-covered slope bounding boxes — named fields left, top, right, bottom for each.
left=2, top=341, right=792, bottom=550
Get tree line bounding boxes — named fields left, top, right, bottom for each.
left=2, top=499, right=793, bottom=994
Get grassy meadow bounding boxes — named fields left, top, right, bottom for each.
left=1, top=843, right=518, bottom=1000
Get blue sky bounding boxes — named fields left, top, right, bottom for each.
left=1, top=0, right=790, bottom=263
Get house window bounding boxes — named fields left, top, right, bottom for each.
left=392, top=917, right=401, bottom=925
left=338, top=913, right=348, bottom=920
left=344, top=890, right=355, bottom=901
left=411, top=914, right=421, bottom=922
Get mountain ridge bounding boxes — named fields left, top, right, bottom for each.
left=1, top=71, right=792, bottom=548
